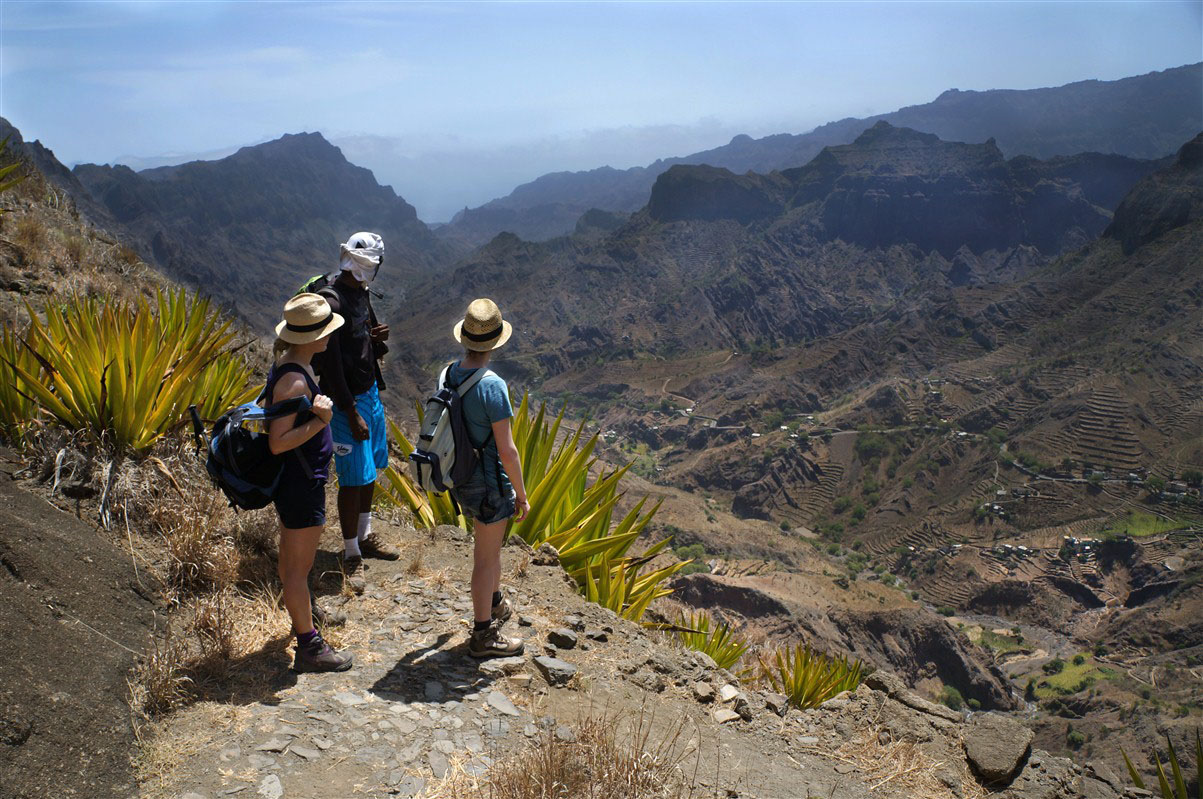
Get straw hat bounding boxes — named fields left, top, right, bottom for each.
left=275, top=293, right=345, bottom=344
left=452, top=298, right=512, bottom=352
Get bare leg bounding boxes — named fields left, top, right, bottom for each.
left=337, top=486, right=359, bottom=543
left=358, top=482, right=375, bottom=515
left=471, top=518, right=506, bottom=623
left=279, top=524, right=324, bottom=635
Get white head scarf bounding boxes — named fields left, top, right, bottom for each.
left=339, top=231, right=384, bottom=284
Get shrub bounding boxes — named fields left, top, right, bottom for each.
left=1044, top=658, right=1065, bottom=675
left=1073, top=654, right=1087, bottom=666
left=937, top=606, right=955, bottom=617
left=938, top=684, right=964, bottom=711
left=833, top=496, right=852, bottom=513
left=6, top=289, right=255, bottom=455
left=1067, top=729, right=1086, bottom=749
left=674, top=611, right=749, bottom=671
left=851, top=504, right=866, bottom=521
left=380, top=396, right=680, bottom=624
left=753, top=642, right=863, bottom=710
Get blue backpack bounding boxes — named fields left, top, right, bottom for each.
left=190, top=394, right=314, bottom=511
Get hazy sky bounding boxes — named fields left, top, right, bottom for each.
left=5, top=1, right=1201, bottom=221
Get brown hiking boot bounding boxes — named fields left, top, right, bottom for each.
left=360, top=535, right=400, bottom=560
left=491, top=595, right=513, bottom=624
left=340, top=552, right=366, bottom=594
left=292, top=632, right=353, bottom=673
left=469, top=621, right=524, bottom=658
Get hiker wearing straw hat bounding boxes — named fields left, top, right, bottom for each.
left=267, top=293, right=353, bottom=672
left=443, top=298, right=529, bottom=658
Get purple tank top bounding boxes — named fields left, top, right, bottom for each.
left=266, top=362, right=332, bottom=481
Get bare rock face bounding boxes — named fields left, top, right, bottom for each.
left=964, top=713, right=1034, bottom=784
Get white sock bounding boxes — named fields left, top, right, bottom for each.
left=357, top=512, right=372, bottom=542
left=344, top=536, right=361, bottom=559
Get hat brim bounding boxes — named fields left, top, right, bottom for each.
left=275, top=312, right=345, bottom=344
left=453, top=319, right=512, bottom=352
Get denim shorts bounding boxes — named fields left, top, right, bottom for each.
left=451, top=468, right=515, bottom=525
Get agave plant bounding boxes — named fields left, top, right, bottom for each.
left=0, top=324, right=43, bottom=440
left=672, top=611, right=750, bottom=671
left=4, top=289, right=256, bottom=455
left=753, top=642, right=864, bottom=710
left=375, top=393, right=683, bottom=623
left=1123, top=730, right=1201, bottom=799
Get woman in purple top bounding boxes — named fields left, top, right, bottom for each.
left=267, top=293, right=352, bottom=673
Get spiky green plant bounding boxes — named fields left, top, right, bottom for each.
left=673, top=611, right=750, bottom=671
left=0, top=324, right=42, bottom=440
left=4, top=289, right=255, bottom=454
left=753, top=642, right=864, bottom=710
left=376, top=393, right=682, bottom=623
left=1123, top=730, right=1201, bottom=799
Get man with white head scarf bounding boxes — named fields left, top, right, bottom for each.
left=316, top=232, right=400, bottom=575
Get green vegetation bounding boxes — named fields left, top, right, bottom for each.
left=1122, top=730, right=1201, bottom=799
left=833, top=496, right=852, bottom=513
left=1101, top=510, right=1192, bottom=538
left=854, top=432, right=889, bottom=460
left=673, top=611, right=749, bottom=671
left=1, top=289, right=256, bottom=454
left=979, top=630, right=1027, bottom=654
left=1033, top=654, right=1115, bottom=699
left=754, top=642, right=863, bottom=710
left=673, top=542, right=711, bottom=575
left=938, top=684, right=964, bottom=711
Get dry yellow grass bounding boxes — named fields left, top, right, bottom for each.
left=424, top=708, right=697, bottom=799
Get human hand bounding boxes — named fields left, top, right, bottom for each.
left=370, top=324, right=389, bottom=343
left=349, top=409, right=371, bottom=441
left=312, top=394, right=334, bottom=424
left=513, top=494, right=530, bottom=522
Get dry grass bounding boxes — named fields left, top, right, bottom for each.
left=12, top=214, right=45, bottom=251
left=129, top=622, right=193, bottom=719
left=425, top=708, right=698, bottom=799
left=796, top=702, right=990, bottom=799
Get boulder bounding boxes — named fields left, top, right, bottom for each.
left=963, top=713, right=1034, bottom=784
left=533, top=655, right=577, bottom=687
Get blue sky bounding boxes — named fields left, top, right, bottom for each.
left=5, top=1, right=1201, bottom=220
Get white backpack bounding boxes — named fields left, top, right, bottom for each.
left=408, top=363, right=492, bottom=493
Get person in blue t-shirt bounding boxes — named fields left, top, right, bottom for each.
left=445, top=298, right=530, bottom=658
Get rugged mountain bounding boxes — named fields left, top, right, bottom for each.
left=395, top=123, right=1166, bottom=395
left=72, top=132, right=464, bottom=329
left=441, top=63, right=1202, bottom=245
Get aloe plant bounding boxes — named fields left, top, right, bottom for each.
left=753, top=642, right=864, bottom=710
left=1123, top=730, right=1201, bottom=799
left=375, top=393, right=682, bottom=623
left=673, top=611, right=750, bottom=671
left=3, top=289, right=255, bottom=454
left=0, top=324, right=41, bottom=440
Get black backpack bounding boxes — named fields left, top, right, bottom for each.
left=190, top=393, right=314, bottom=511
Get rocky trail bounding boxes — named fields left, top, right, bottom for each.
left=140, top=516, right=1132, bottom=799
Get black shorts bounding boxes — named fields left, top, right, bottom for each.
left=274, top=475, right=327, bottom=530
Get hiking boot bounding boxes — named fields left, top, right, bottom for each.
left=360, top=535, right=400, bottom=561
left=469, top=621, right=525, bottom=659
left=491, top=595, right=513, bottom=624
left=292, top=632, right=353, bottom=673
left=340, top=553, right=366, bottom=594
left=311, top=598, right=346, bottom=629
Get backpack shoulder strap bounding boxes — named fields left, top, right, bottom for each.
left=455, top=368, right=492, bottom=398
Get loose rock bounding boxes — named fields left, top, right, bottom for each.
left=964, top=713, right=1034, bottom=784
left=534, top=655, right=577, bottom=687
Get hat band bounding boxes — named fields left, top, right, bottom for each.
left=462, top=324, right=502, bottom=342
left=286, top=313, right=332, bottom=333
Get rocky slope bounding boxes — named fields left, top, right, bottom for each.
left=72, top=131, right=464, bottom=329
left=441, top=63, right=1201, bottom=244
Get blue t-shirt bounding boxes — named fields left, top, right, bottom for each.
left=446, top=362, right=513, bottom=487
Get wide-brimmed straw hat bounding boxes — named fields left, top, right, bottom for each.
left=275, top=293, right=345, bottom=344
left=452, top=298, right=512, bottom=352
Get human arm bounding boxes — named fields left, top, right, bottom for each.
left=317, top=291, right=369, bottom=440
left=491, top=417, right=528, bottom=522
left=267, top=372, right=333, bottom=455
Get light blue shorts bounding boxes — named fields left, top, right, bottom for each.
left=329, top=384, right=389, bottom=487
